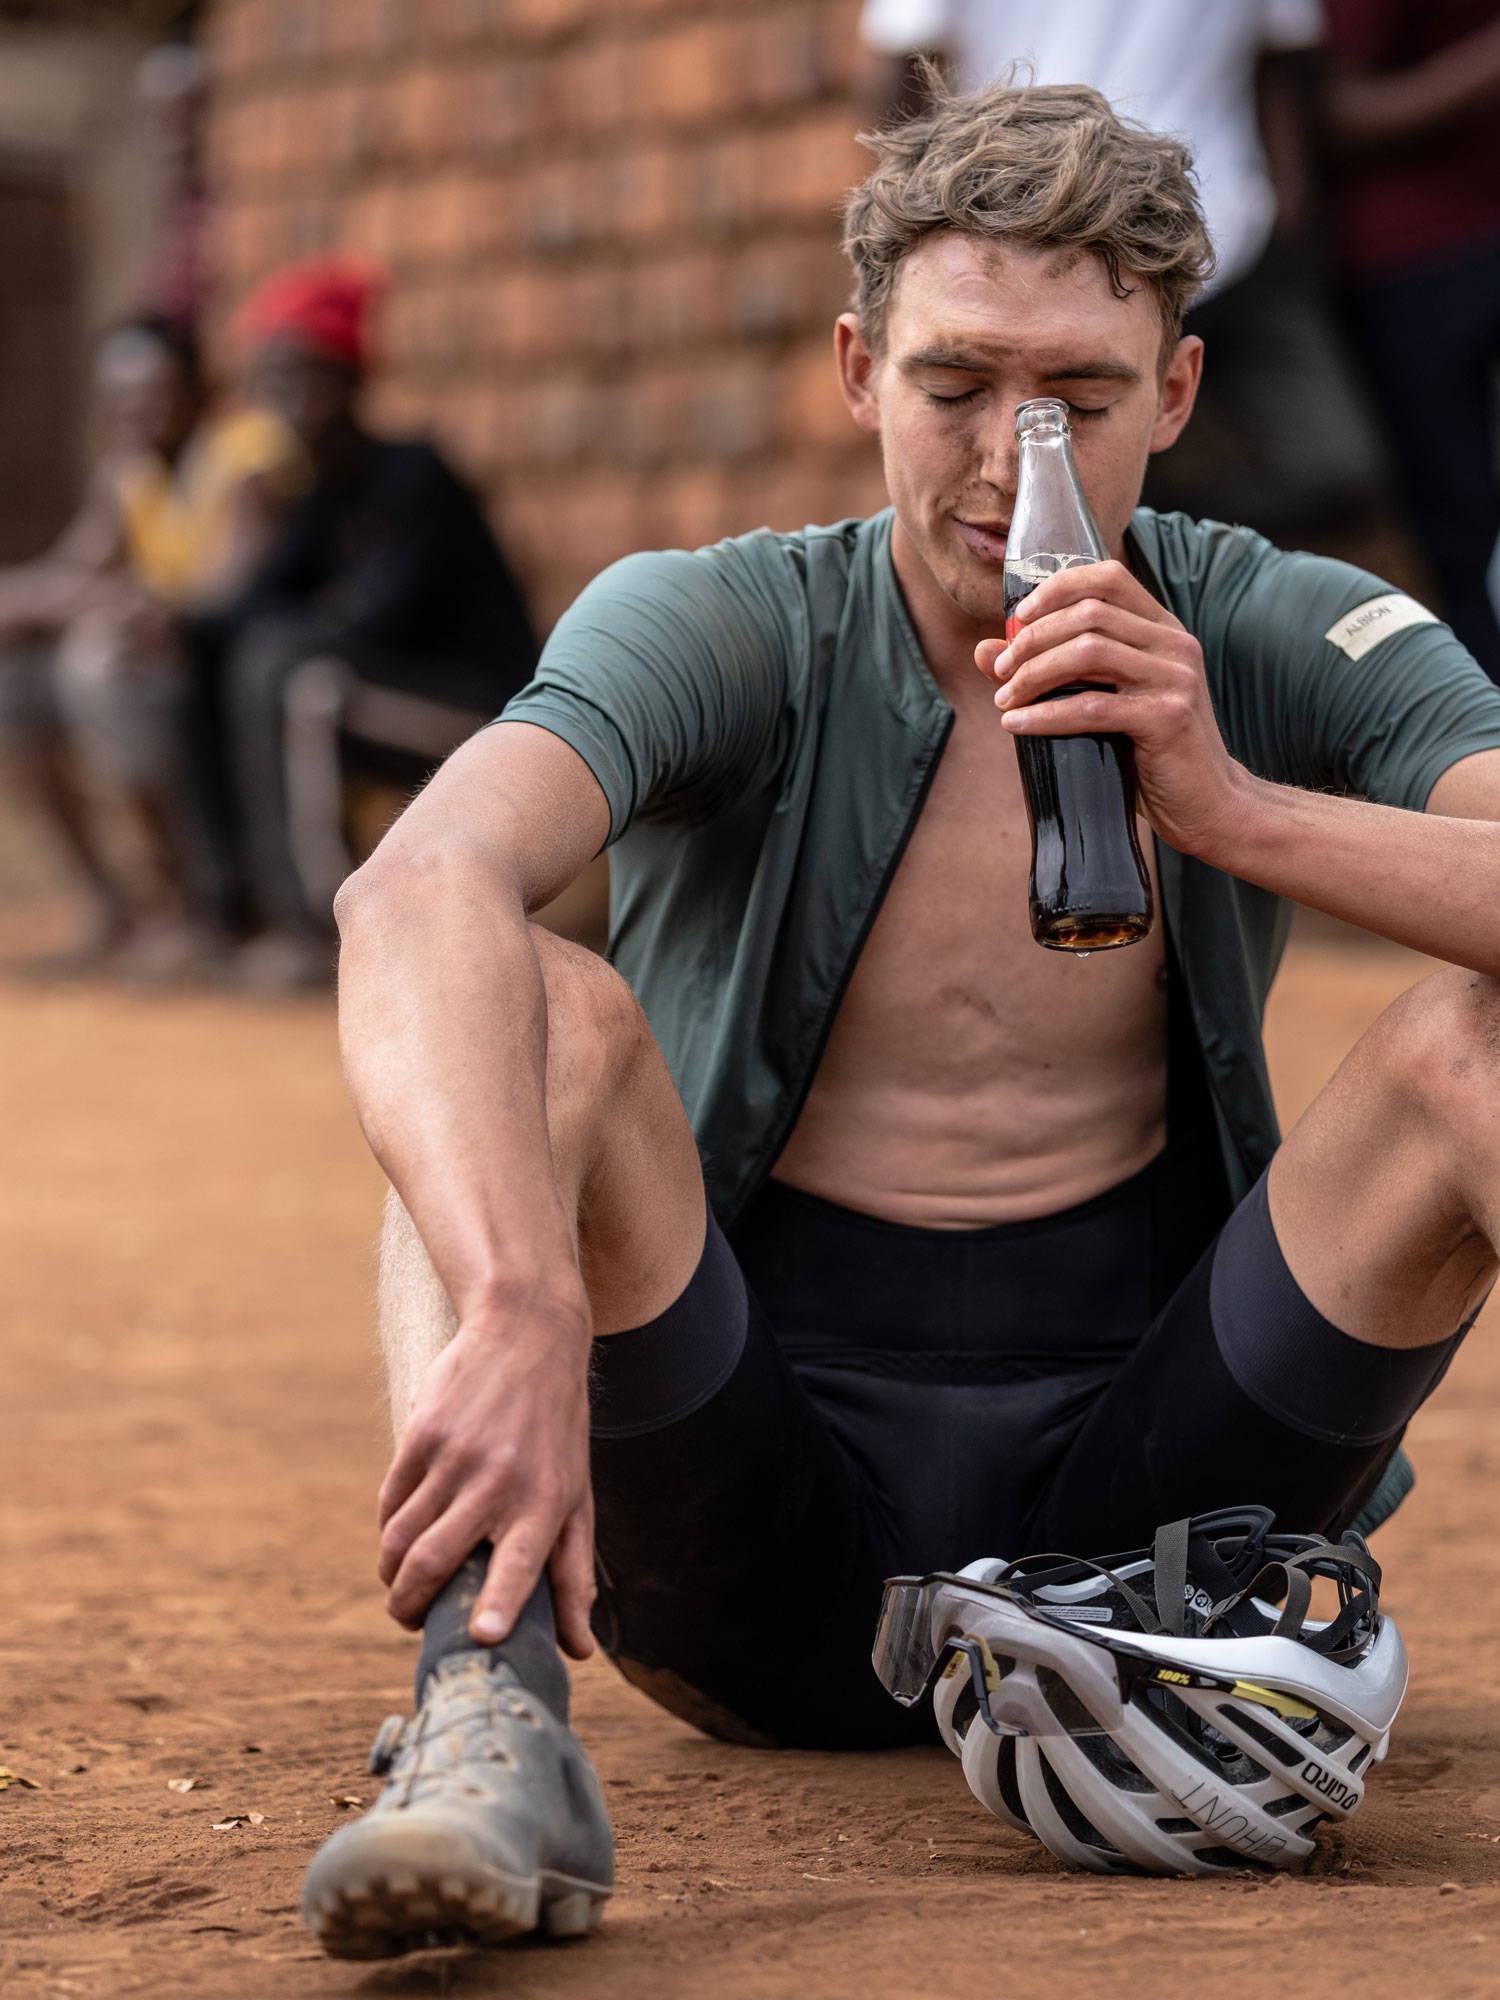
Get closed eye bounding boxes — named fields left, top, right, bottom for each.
left=924, top=387, right=983, bottom=407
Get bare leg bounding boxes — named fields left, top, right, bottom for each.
left=53, top=613, right=193, bottom=919
left=1270, top=966, right=1500, bottom=1349
left=307, top=944, right=647, bottom=1959
left=378, top=924, right=706, bottom=1432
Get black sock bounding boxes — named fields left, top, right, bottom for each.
left=414, top=1546, right=570, bottom=1725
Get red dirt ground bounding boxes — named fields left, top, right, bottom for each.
left=4, top=927, right=1500, bottom=2000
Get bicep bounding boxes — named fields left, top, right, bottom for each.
left=1426, top=748, right=1500, bottom=823
left=377, top=720, right=612, bottom=915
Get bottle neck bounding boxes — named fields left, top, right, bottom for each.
left=1009, top=425, right=1109, bottom=568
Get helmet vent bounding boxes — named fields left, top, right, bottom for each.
left=1040, top=1751, right=1122, bottom=1855
left=1311, top=1718, right=1354, bottom=1755
left=1035, top=1667, right=1102, bottom=1737
left=1263, top=1791, right=1314, bottom=1818
left=950, top=1680, right=981, bottom=1741
left=1138, top=1684, right=1269, bottom=1786
left=1155, top=1816, right=1199, bottom=1834
left=996, top=1742, right=1029, bottom=1827
left=1193, top=1845, right=1259, bottom=1870
left=1067, top=1732, right=1156, bottom=1794
left=1219, top=1703, right=1304, bottom=1768
left=1349, top=1742, right=1372, bottom=1772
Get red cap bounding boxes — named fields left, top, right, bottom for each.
left=237, top=255, right=385, bottom=370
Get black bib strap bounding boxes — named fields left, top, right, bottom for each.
left=1150, top=1517, right=1192, bottom=1638
left=998, top=1551, right=1166, bottom=1637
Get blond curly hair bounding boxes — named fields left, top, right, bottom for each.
left=842, top=75, right=1215, bottom=354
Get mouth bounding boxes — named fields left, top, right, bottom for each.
left=954, top=519, right=1010, bottom=563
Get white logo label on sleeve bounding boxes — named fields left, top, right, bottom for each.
left=1324, top=593, right=1438, bottom=662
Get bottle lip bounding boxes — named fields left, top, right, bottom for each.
left=1014, top=397, right=1070, bottom=437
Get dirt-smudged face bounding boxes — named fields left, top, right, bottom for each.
left=835, top=233, right=1201, bottom=653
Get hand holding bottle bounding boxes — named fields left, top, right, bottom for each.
left=976, top=557, right=1256, bottom=866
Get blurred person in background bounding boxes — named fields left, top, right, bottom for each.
left=1326, top=0, right=1500, bottom=683
left=858, top=0, right=1386, bottom=544
left=0, top=315, right=300, bottom=978
left=185, top=257, right=540, bottom=992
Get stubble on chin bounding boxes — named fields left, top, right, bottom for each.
left=939, top=553, right=1006, bottom=627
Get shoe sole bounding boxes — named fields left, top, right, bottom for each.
left=305, top=1862, right=609, bottom=1961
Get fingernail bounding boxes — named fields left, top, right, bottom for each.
left=472, top=1611, right=506, bottom=1641
left=994, top=681, right=1011, bottom=707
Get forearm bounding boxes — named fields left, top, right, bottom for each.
left=0, top=559, right=99, bottom=633
left=335, top=845, right=587, bottom=1342
left=1204, top=776, right=1500, bottom=972
left=1331, top=23, right=1500, bottom=145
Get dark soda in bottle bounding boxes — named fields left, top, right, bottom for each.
left=1004, top=398, right=1153, bottom=952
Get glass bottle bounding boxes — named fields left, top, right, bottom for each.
left=1004, top=397, right=1154, bottom=952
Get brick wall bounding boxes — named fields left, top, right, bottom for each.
left=203, top=0, right=887, bottom=628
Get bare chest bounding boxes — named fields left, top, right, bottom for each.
left=827, top=708, right=1167, bottom=1086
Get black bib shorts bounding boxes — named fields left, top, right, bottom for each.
left=586, top=1137, right=1462, bottom=1751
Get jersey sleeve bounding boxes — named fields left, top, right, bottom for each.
left=498, top=543, right=793, bottom=846
left=1217, top=546, right=1500, bottom=811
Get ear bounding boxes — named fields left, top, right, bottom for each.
left=835, top=313, right=883, bottom=438
left=1148, top=334, right=1202, bottom=455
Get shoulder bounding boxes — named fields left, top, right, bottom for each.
left=1129, top=508, right=1279, bottom=619
left=567, top=514, right=872, bottom=641
left=1137, top=510, right=1500, bottom=801
left=1132, top=507, right=1439, bottom=663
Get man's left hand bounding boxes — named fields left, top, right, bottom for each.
left=974, top=559, right=1260, bottom=859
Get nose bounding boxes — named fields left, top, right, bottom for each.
left=976, top=401, right=1020, bottom=499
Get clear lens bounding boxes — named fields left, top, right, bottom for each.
left=874, top=1575, right=1119, bottom=1736
left=872, top=1579, right=935, bottom=1705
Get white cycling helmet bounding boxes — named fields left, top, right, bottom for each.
left=872, top=1507, right=1407, bottom=1876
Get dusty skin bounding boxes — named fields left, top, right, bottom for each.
left=3, top=920, right=1500, bottom=2000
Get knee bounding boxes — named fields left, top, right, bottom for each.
left=530, top=925, right=650, bottom=1079
left=1369, top=966, right=1500, bottom=1124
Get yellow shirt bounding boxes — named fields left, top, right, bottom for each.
left=112, top=407, right=306, bottom=606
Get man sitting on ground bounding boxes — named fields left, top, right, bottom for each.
left=304, top=82, right=1500, bottom=1957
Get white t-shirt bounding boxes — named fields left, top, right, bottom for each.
left=858, top=0, right=1323, bottom=296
